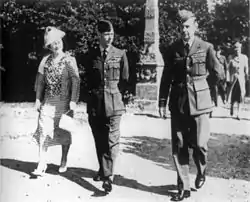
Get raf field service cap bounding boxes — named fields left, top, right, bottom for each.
left=177, top=9, right=196, bottom=23
left=97, top=20, right=114, bottom=33
left=44, top=26, right=65, bottom=48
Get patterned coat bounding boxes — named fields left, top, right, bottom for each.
left=159, top=37, right=224, bottom=116
left=35, top=53, right=80, bottom=103
left=83, top=45, right=129, bottom=117
left=34, top=53, right=80, bottom=146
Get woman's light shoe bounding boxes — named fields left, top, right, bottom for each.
left=59, top=164, right=68, bottom=173
left=32, top=164, right=47, bottom=176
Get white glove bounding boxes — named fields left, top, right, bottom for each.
left=35, top=99, right=41, bottom=112
left=69, top=101, right=77, bottom=111
left=159, top=107, right=167, bottom=119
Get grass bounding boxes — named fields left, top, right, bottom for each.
left=122, top=133, right=250, bottom=181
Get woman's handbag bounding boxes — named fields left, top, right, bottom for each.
left=59, top=110, right=77, bottom=133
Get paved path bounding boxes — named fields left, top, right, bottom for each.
left=0, top=103, right=250, bottom=202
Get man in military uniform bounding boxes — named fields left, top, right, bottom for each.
left=83, top=20, right=129, bottom=193
left=208, top=45, right=228, bottom=117
left=158, top=10, right=223, bottom=201
left=208, top=45, right=228, bottom=109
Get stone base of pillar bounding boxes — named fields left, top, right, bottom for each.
left=134, top=64, right=163, bottom=114
left=136, top=83, right=158, bottom=100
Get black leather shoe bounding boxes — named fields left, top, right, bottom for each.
left=93, top=174, right=104, bottom=181
left=177, top=178, right=183, bottom=190
left=209, top=112, right=212, bottom=118
left=102, top=177, right=112, bottom=193
left=195, top=174, right=206, bottom=189
left=171, top=190, right=191, bottom=201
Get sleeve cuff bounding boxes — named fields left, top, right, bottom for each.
left=158, top=98, right=167, bottom=108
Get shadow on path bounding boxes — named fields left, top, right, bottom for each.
left=114, top=175, right=177, bottom=197
left=0, top=158, right=105, bottom=197
left=210, top=115, right=250, bottom=121
left=0, top=158, right=178, bottom=197
left=133, top=113, right=170, bottom=119
left=121, top=134, right=250, bottom=181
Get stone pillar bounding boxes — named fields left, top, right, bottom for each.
left=0, top=44, right=3, bottom=101
left=135, top=0, right=164, bottom=112
left=0, top=69, right=1, bottom=101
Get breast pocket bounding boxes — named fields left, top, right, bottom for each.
left=174, top=57, right=185, bottom=66
left=191, top=55, right=207, bottom=75
left=91, top=65, right=102, bottom=84
left=108, top=62, right=120, bottom=80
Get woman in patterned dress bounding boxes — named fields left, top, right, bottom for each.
left=228, top=40, right=248, bottom=120
left=32, top=26, right=80, bottom=176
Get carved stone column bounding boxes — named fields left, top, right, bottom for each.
left=135, top=0, right=164, bottom=112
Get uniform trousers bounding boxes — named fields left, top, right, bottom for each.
left=171, top=111, right=210, bottom=190
left=210, top=81, right=226, bottom=106
left=88, top=113, right=121, bottom=178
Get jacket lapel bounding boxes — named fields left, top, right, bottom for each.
left=96, top=48, right=102, bottom=61
left=188, top=37, right=202, bottom=56
left=105, top=45, right=115, bottom=61
left=175, top=40, right=186, bottom=58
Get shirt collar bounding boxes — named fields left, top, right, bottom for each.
left=183, top=36, right=194, bottom=48
left=100, top=45, right=111, bottom=53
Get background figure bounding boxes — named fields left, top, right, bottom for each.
left=159, top=10, right=223, bottom=201
left=228, top=40, right=248, bottom=120
left=207, top=45, right=227, bottom=115
left=82, top=20, right=129, bottom=193
left=215, top=45, right=228, bottom=104
left=33, top=26, right=80, bottom=176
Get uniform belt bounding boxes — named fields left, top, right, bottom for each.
left=89, top=88, right=104, bottom=94
left=172, top=74, right=208, bottom=87
left=186, top=74, right=208, bottom=84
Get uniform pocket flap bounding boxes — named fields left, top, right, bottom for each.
left=109, top=88, right=120, bottom=94
left=109, top=62, right=120, bottom=68
left=192, top=57, right=206, bottom=63
left=193, top=79, right=209, bottom=92
left=193, top=79, right=213, bottom=110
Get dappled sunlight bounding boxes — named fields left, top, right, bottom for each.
left=121, top=134, right=250, bottom=181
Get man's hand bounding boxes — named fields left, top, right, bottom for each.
left=70, top=101, right=77, bottom=111
left=159, top=107, right=167, bottom=119
left=35, top=99, right=41, bottom=112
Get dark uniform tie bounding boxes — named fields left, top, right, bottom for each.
left=180, top=42, right=190, bottom=114
left=103, top=49, right=107, bottom=60
left=185, top=43, right=190, bottom=55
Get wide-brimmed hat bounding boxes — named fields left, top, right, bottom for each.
left=44, top=26, right=65, bottom=48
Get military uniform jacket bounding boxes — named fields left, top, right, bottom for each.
left=159, top=37, right=223, bottom=116
left=84, top=45, right=129, bottom=117
left=216, top=54, right=228, bottom=81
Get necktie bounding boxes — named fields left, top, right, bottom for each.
left=103, top=49, right=107, bottom=60
left=185, top=43, right=190, bottom=55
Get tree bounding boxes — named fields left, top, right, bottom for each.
left=1, top=0, right=249, bottom=101
left=208, top=0, right=249, bottom=55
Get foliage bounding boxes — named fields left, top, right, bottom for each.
left=158, top=0, right=214, bottom=55
left=0, top=0, right=249, bottom=101
left=208, top=0, right=249, bottom=56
